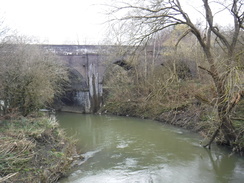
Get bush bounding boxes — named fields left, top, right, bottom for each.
left=0, top=41, right=69, bottom=116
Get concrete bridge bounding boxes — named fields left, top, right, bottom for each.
left=42, top=45, right=165, bottom=114
left=43, top=45, right=111, bottom=113
left=43, top=45, right=197, bottom=113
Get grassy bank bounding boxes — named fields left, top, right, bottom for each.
left=0, top=115, right=79, bottom=183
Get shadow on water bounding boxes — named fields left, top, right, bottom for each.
left=57, top=113, right=244, bottom=183
left=204, top=148, right=243, bottom=183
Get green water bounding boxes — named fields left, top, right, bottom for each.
left=57, top=113, right=244, bottom=183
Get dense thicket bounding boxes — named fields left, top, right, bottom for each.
left=0, top=39, right=69, bottom=116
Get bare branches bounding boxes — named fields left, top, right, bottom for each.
left=175, top=28, right=192, bottom=49
left=203, top=0, right=231, bottom=50
left=201, top=0, right=243, bottom=60
left=229, top=0, right=243, bottom=55
left=231, top=0, right=244, bottom=28
left=198, top=65, right=215, bottom=77
left=106, top=0, right=244, bottom=151
left=108, top=0, right=191, bottom=45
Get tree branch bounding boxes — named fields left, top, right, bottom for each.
left=198, top=65, right=215, bottom=77
left=229, top=0, right=243, bottom=58
left=203, top=125, right=221, bottom=149
left=175, top=29, right=192, bottom=49
left=202, top=0, right=231, bottom=50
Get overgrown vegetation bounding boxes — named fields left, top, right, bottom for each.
left=0, top=115, right=79, bottom=183
left=0, top=25, right=74, bottom=182
left=0, top=40, right=69, bottom=116
left=102, top=40, right=244, bottom=153
left=102, top=0, right=244, bottom=153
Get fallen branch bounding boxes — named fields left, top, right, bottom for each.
left=203, top=125, right=221, bottom=149
left=231, top=117, right=244, bottom=121
left=0, top=172, right=18, bottom=183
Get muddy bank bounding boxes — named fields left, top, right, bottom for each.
left=0, top=116, right=81, bottom=183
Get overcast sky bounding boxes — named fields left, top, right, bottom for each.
left=0, top=0, right=109, bottom=44
left=0, top=0, right=233, bottom=45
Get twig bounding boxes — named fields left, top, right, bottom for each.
left=198, top=65, right=215, bottom=77
left=0, top=172, right=18, bottom=182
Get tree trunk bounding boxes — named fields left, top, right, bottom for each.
left=218, top=114, right=236, bottom=145
left=203, top=63, right=237, bottom=147
left=203, top=107, right=237, bottom=149
left=214, top=78, right=237, bottom=146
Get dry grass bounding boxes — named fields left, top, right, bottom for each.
left=0, top=116, right=77, bottom=183
left=102, top=65, right=244, bottom=153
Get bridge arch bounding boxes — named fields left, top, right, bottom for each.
left=43, top=45, right=132, bottom=113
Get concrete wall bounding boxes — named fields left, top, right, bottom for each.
left=43, top=45, right=107, bottom=113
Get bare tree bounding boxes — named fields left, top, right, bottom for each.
left=109, top=0, right=244, bottom=149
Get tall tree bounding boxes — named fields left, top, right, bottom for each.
left=110, top=0, right=244, bottom=149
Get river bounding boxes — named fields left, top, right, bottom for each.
left=57, top=112, right=244, bottom=183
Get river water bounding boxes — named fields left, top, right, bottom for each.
left=57, top=113, right=244, bottom=183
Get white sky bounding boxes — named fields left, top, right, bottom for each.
left=0, top=0, right=235, bottom=45
left=0, top=0, right=109, bottom=44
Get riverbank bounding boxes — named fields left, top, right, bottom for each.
left=0, top=115, right=81, bottom=183
left=101, top=101, right=209, bottom=134
left=100, top=98, right=244, bottom=154
left=58, top=113, right=244, bottom=183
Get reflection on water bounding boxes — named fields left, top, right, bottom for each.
left=57, top=113, right=244, bottom=183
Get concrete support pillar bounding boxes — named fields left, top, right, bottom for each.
left=88, top=63, right=103, bottom=113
